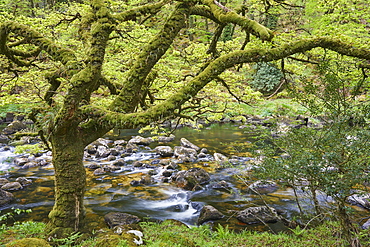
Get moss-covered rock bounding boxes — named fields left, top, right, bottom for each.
left=5, top=238, right=51, bottom=247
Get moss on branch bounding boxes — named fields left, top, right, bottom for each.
left=83, top=37, right=370, bottom=130
left=113, top=1, right=169, bottom=22
left=201, top=0, right=274, bottom=41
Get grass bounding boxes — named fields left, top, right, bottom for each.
left=1, top=219, right=369, bottom=247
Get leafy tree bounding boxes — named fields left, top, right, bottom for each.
left=0, top=0, right=369, bottom=238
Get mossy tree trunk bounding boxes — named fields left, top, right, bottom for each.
left=47, top=131, right=86, bottom=236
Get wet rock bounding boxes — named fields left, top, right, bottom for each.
left=109, top=149, right=120, bottom=156
left=103, top=164, right=120, bottom=172
left=86, top=163, right=100, bottom=169
left=0, top=189, right=14, bottom=205
left=174, top=146, right=197, bottom=158
left=107, top=155, right=117, bottom=161
left=125, top=143, right=138, bottom=153
left=154, top=146, right=174, bottom=157
left=13, top=157, right=29, bottom=166
left=104, top=212, right=141, bottom=228
left=214, top=153, right=229, bottom=164
left=114, top=140, right=127, bottom=146
left=236, top=206, right=279, bottom=224
left=157, top=135, right=175, bottom=143
left=177, top=154, right=196, bottom=163
left=133, top=161, right=144, bottom=167
left=173, top=168, right=211, bottom=190
left=21, top=162, right=38, bottom=169
left=95, top=146, right=110, bottom=158
left=130, top=180, right=140, bottom=186
left=167, top=162, right=179, bottom=170
left=180, top=138, right=200, bottom=152
left=128, top=136, right=154, bottom=146
left=16, top=177, right=32, bottom=186
left=162, top=170, right=173, bottom=177
left=140, top=175, right=153, bottom=185
left=1, top=182, right=23, bottom=191
left=113, top=159, right=125, bottom=166
left=93, top=168, right=106, bottom=176
left=197, top=205, right=224, bottom=225
left=348, top=193, right=370, bottom=209
left=86, top=144, right=97, bottom=155
left=210, top=180, right=232, bottom=192
left=34, top=157, right=49, bottom=166
left=200, top=148, right=208, bottom=154
left=249, top=180, right=278, bottom=194
left=0, top=178, right=9, bottom=186
left=2, top=120, right=27, bottom=135
left=362, top=218, right=370, bottom=230
left=0, top=135, right=9, bottom=144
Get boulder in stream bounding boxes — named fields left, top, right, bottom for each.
left=197, top=205, right=224, bottom=225
left=173, top=168, right=210, bottom=190
left=0, top=189, right=14, bottom=205
left=236, top=206, right=279, bottom=224
left=16, top=177, right=32, bottom=186
left=174, top=146, right=197, bottom=158
left=128, top=136, right=154, bottom=146
left=154, top=146, right=174, bottom=157
left=249, top=180, right=278, bottom=194
left=180, top=138, right=200, bottom=151
left=1, top=182, right=23, bottom=191
left=2, top=120, right=27, bottom=135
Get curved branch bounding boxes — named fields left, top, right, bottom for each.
left=200, top=0, right=274, bottom=41
left=81, top=37, right=370, bottom=133
left=113, top=0, right=170, bottom=22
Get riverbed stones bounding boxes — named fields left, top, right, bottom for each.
left=0, top=135, right=9, bottom=144
left=0, top=178, right=9, bottom=186
left=180, top=138, right=200, bottom=151
left=93, top=168, right=106, bottom=176
left=174, top=146, right=197, bottom=159
left=16, top=177, right=32, bottom=186
left=348, top=193, right=370, bottom=209
left=172, top=168, right=210, bottom=190
left=128, top=136, right=153, bottom=146
left=214, top=153, right=229, bottom=164
left=2, top=120, right=27, bottom=135
left=197, top=205, right=224, bottom=225
left=0, top=189, right=14, bottom=205
left=13, top=157, right=29, bottom=166
left=236, top=206, right=279, bottom=224
left=157, top=135, right=175, bottom=143
left=1, top=182, right=23, bottom=191
left=154, top=146, right=174, bottom=157
left=249, top=180, right=278, bottom=194
left=104, top=212, right=141, bottom=228
left=362, top=218, right=370, bottom=230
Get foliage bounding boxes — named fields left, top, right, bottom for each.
left=251, top=62, right=283, bottom=95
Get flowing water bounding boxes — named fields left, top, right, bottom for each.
left=0, top=123, right=368, bottom=232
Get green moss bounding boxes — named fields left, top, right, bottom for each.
left=6, top=238, right=50, bottom=247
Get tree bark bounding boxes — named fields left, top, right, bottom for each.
left=47, top=131, right=86, bottom=237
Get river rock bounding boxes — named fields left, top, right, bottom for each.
left=0, top=135, right=9, bottom=144
left=180, top=138, right=200, bottom=151
left=86, top=144, right=97, bottom=154
left=95, top=145, right=110, bottom=158
left=86, top=163, right=100, bottom=169
left=173, top=168, right=210, bottom=190
left=0, top=178, right=9, bottom=186
left=16, top=177, right=32, bottom=186
left=174, top=146, right=197, bottom=158
left=103, top=164, right=120, bottom=172
left=2, top=120, right=27, bottom=135
left=1, top=182, right=23, bottom=191
left=362, top=218, right=370, bottom=230
left=13, top=157, right=29, bottom=166
left=197, top=205, right=224, bottom=225
left=210, top=180, right=232, bottom=192
left=157, top=135, right=175, bottom=143
left=128, top=136, right=153, bottom=146
left=154, top=146, right=174, bottom=157
left=236, top=206, right=279, bottom=224
left=114, top=140, right=127, bottom=146
left=104, top=212, right=141, bottom=228
left=214, top=153, right=229, bottom=164
left=0, top=189, right=14, bottom=205
left=249, top=180, right=278, bottom=194
left=21, top=162, right=39, bottom=169
left=93, top=168, right=106, bottom=176
left=348, top=193, right=370, bottom=209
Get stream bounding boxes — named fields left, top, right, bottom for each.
left=0, top=123, right=368, bottom=232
